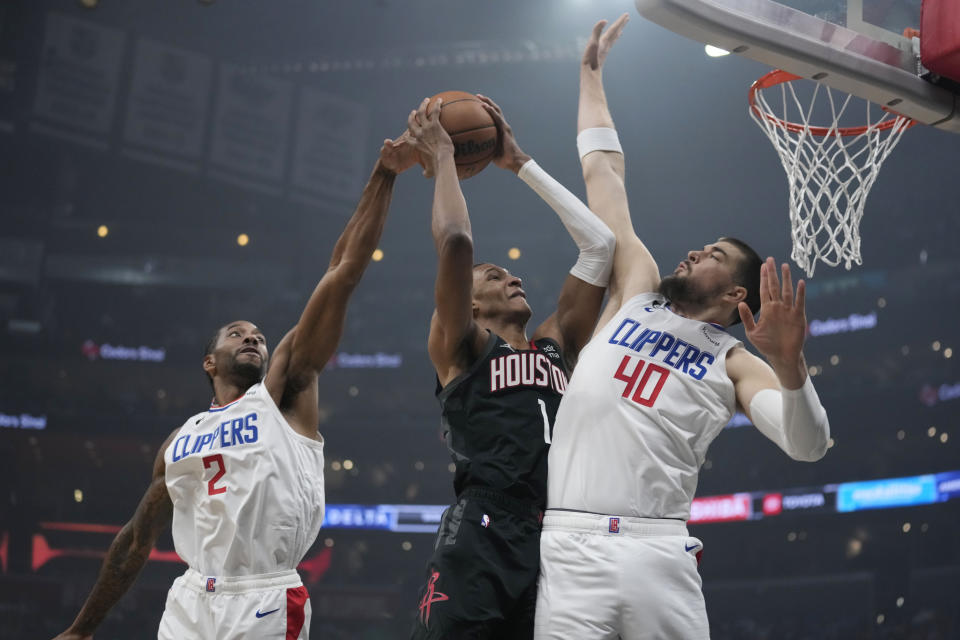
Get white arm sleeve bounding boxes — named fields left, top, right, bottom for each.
left=517, top=159, right=615, bottom=287
left=748, top=376, right=831, bottom=462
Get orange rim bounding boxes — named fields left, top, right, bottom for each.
left=748, top=69, right=916, bottom=137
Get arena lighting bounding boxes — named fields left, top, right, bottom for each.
left=508, top=247, right=522, bottom=260
left=78, top=0, right=98, bottom=8
left=705, top=44, right=730, bottom=57
left=96, top=225, right=108, bottom=238
left=371, top=248, right=384, bottom=262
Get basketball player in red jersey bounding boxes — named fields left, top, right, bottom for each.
left=52, top=138, right=417, bottom=640
left=405, top=95, right=615, bottom=639
left=534, top=16, right=832, bottom=639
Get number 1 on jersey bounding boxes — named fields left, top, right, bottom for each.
left=202, top=454, right=227, bottom=495
left=537, top=398, right=552, bottom=444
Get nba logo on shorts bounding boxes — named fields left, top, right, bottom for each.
left=608, top=517, right=620, bottom=533
left=481, top=514, right=491, bottom=528
left=205, top=577, right=216, bottom=593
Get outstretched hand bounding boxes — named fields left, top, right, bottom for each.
left=739, top=258, right=807, bottom=369
left=583, top=13, right=629, bottom=71
left=476, top=94, right=530, bottom=174
left=379, top=130, right=419, bottom=175
left=407, top=97, right=454, bottom=178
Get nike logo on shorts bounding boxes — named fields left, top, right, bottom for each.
left=685, top=543, right=700, bottom=552
left=255, top=608, right=280, bottom=618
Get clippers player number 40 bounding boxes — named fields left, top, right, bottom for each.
left=613, top=355, right=669, bottom=407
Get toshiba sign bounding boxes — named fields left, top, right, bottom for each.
left=689, top=493, right=752, bottom=524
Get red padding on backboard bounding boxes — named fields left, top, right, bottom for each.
left=921, top=0, right=960, bottom=82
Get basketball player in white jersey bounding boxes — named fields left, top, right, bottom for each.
left=52, top=138, right=417, bottom=640
left=405, top=96, right=614, bottom=638
left=533, top=15, right=832, bottom=639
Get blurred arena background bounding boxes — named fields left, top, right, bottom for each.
left=0, top=0, right=958, bottom=637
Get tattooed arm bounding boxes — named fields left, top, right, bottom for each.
left=53, top=429, right=177, bottom=639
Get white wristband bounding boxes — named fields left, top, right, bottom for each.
left=518, top=159, right=615, bottom=287
left=576, top=127, right=623, bottom=160
left=749, top=376, right=830, bottom=462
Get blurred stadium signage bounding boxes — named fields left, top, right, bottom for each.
left=781, top=492, right=827, bottom=511
left=81, top=339, right=166, bottom=362
left=321, top=504, right=446, bottom=532
left=29, top=470, right=960, bottom=560
left=689, top=493, right=752, bottom=523
left=331, top=352, right=403, bottom=369
left=919, top=380, right=960, bottom=407
left=0, top=411, right=47, bottom=430
left=936, top=472, right=960, bottom=500
left=323, top=505, right=393, bottom=529
left=837, top=475, right=939, bottom=512
left=807, top=311, right=877, bottom=337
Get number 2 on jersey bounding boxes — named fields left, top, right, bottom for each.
left=613, top=355, right=669, bottom=407
left=202, top=454, right=227, bottom=495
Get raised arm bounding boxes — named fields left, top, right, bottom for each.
left=53, top=429, right=178, bottom=640
left=578, top=15, right=660, bottom=323
left=265, top=138, right=413, bottom=432
left=407, top=98, right=484, bottom=385
left=727, top=259, right=830, bottom=461
left=476, top=95, right=613, bottom=366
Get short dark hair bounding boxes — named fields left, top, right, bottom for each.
left=719, top=237, right=762, bottom=326
left=203, top=326, right=223, bottom=388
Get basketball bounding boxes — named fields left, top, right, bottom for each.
left=426, top=90, right=498, bottom=179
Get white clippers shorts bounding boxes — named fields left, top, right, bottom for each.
left=158, top=568, right=311, bottom=640
left=534, top=511, right=709, bottom=640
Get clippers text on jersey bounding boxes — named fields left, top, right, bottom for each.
left=170, top=412, right=260, bottom=462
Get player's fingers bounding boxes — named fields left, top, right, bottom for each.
left=738, top=302, right=757, bottom=332
left=758, top=259, right=770, bottom=303
left=476, top=94, right=502, bottom=116
left=591, top=20, right=608, bottom=43
left=407, top=109, right=419, bottom=135
left=765, top=257, right=779, bottom=302
left=781, top=263, right=793, bottom=305
left=415, top=97, right=431, bottom=125
left=795, top=278, right=806, bottom=311
left=480, top=101, right=504, bottom=126
left=480, top=105, right=507, bottom=151
left=427, top=96, right=442, bottom=120
left=605, top=13, right=630, bottom=42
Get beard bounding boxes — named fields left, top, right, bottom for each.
left=226, top=353, right=267, bottom=388
left=657, top=274, right=711, bottom=308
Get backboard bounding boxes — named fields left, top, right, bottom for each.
left=634, top=0, right=959, bottom=133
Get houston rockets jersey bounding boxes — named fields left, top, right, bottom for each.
left=439, top=331, right=569, bottom=508
left=547, top=293, right=741, bottom=520
left=165, top=383, right=325, bottom=576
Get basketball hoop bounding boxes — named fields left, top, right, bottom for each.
left=748, top=70, right=915, bottom=277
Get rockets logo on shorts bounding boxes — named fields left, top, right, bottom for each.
left=608, top=517, right=620, bottom=533
left=205, top=577, right=217, bottom=592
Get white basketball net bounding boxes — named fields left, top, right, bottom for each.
left=749, top=72, right=913, bottom=277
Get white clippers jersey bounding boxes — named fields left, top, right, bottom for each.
left=547, top=293, right=741, bottom=520
left=165, top=383, right=325, bottom=576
